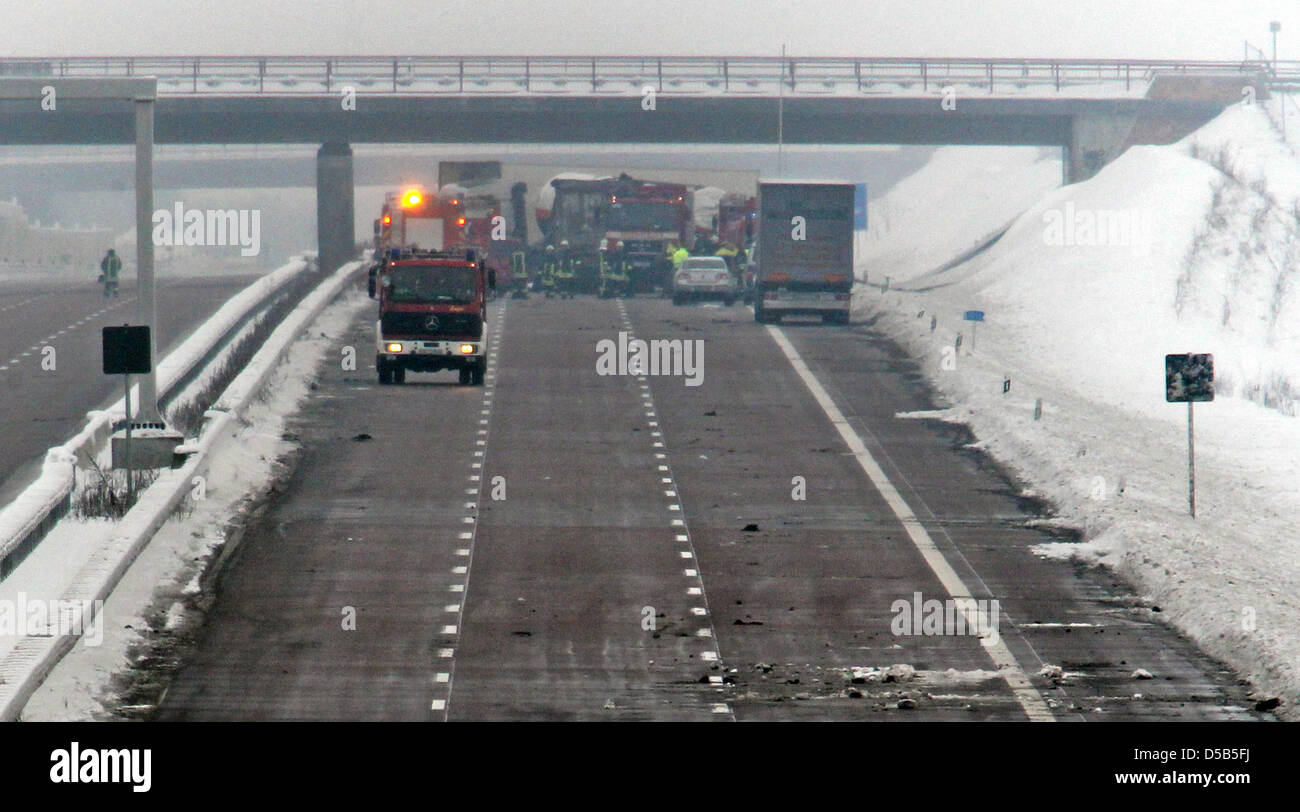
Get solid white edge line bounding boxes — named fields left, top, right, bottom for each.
left=764, top=325, right=1055, bottom=722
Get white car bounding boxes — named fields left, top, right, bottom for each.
left=672, top=256, right=738, bottom=305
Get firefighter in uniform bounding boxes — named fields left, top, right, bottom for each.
left=541, top=244, right=558, bottom=298
left=600, top=241, right=631, bottom=298
left=510, top=248, right=529, bottom=299
left=555, top=240, right=576, bottom=298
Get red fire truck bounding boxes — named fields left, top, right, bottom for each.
left=441, top=180, right=525, bottom=294
left=369, top=246, right=496, bottom=386
left=373, top=187, right=464, bottom=254
left=537, top=173, right=694, bottom=293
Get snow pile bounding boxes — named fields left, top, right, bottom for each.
left=859, top=102, right=1300, bottom=716
left=856, top=146, right=1061, bottom=284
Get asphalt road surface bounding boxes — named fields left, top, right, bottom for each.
left=154, top=294, right=1257, bottom=721
left=0, top=274, right=261, bottom=504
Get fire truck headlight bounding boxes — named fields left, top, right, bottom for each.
left=386, top=343, right=404, bottom=353
left=460, top=344, right=476, bottom=354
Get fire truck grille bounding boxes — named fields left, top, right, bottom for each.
left=382, top=311, right=481, bottom=338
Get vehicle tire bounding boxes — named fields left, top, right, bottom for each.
left=753, top=305, right=766, bottom=323
left=392, top=365, right=406, bottom=384
left=459, top=367, right=472, bottom=385
left=470, top=360, right=486, bottom=386
left=377, top=357, right=393, bottom=385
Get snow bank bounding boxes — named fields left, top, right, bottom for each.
left=859, top=103, right=1300, bottom=716
left=857, top=146, right=1062, bottom=284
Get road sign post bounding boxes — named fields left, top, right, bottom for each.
left=964, top=310, right=985, bottom=352
left=1165, top=353, right=1214, bottom=519
left=103, top=325, right=153, bottom=475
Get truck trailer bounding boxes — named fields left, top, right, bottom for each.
left=753, top=181, right=854, bottom=325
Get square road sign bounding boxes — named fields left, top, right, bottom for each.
left=102, top=325, right=151, bottom=375
left=1165, top=353, right=1213, bottom=402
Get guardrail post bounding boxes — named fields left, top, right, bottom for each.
left=855, top=59, right=861, bottom=91
left=392, top=58, right=397, bottom=92
left=987, top=61, right=993, bottom=93
left=723, top=58, right=729, bottom=91
left=921, top=59, right=927, bottom=92
left=259, top=58, right=265, bottom=93
left=325, top=58, right=331, bottom=92
left=1125, top=63, right=1130, bottom=91
left=460, top=59, right=464, bottom=93
left=525, top=57, right=530, bottom=92
left=592, top=57, right=597, bottom=91
left=1053, top=62, right=1059, bottom=91
left=193, top=58, right=198, bottom=93
left=657, top=58, right=662, bottom=92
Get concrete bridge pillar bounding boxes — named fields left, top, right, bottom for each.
left=1067, top=74, right=1266, bottom=184
left=316, top=142, right=355, bottom=273
left=1068, top=112, right=1138, bottom=184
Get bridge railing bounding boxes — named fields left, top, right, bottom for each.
left=2, top=55, right=1297, bottom=96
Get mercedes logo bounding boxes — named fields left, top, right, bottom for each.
left=424, top=316, right=440, bottom=330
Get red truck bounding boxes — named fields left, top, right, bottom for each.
left=370, top=247, right=495, bottom=386
left=537, top=173, right=694, bottom=293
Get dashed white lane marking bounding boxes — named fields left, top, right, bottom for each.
left=0, top=293, right=135, bottom=379
left=623, top=302, right=732, bottom=719
left=765, top=325, right=1055, bottom=723
left=432, top=299, right=508, bottom=721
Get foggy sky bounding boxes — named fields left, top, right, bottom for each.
left=0, top=0, right=1291, bottom=61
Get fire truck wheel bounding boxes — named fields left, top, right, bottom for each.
left=377, top=357, right=393, bottom=385
left=470, top=361, right=486, bottom=386
left=458, top=367, right=472, bottom=385
left=392, top=366, right=406, bottom=384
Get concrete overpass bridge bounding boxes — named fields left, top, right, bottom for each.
left=1, top=55, right=1292, bottom=271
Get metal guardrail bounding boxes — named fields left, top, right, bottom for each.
left=0, top=257, right=313, bottom=581
left=0, top=55, right=1295, bottom=96
left=0, top=260, right=365, bottom=721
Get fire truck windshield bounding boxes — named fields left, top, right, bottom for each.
left=607, top=201, right=679, bottom=231
left=386, top=265, right=478, bottom=304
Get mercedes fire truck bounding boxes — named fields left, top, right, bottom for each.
left=370, top=247, right=496, bottom=385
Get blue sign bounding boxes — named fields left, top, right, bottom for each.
left=964, top=310, right=985, bottom=322
left=854, top=183, right=868, bottom=230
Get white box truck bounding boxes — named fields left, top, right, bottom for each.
left=753, top=180, right=854, bottom=325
